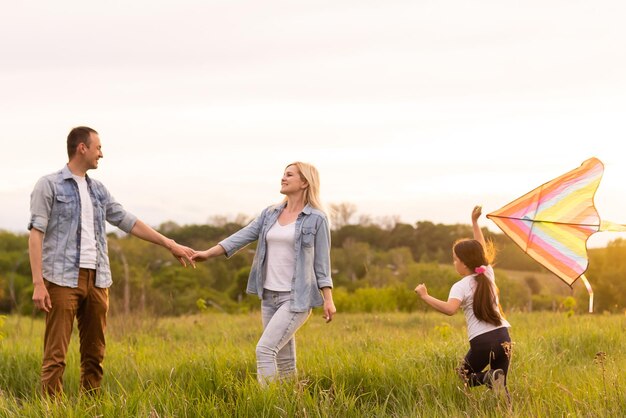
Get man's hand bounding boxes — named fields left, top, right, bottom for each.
left=33, top=282, right=52, bottom=312
left=169, top=242, right=196, bottom=268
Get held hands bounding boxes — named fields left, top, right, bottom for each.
left=191, top=245, right=226, bottom=263
left=33, top=282, right=52, bottom=312
left=472, top=205, right=482, bottom=223
left=169, top=241, right=196, bottom=268
left=191, top=249, right=212, bottom=263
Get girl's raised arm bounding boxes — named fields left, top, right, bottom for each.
left=472, top=205, right=486, bottom=249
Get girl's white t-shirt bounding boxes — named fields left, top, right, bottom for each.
left=263, top=221, right=296, bottom=291
left=448, top=265, right=511, bottom=341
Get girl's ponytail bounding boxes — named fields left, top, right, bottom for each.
left=472, top=269, right=502, bottom=326
left=454, top=240, right=503, bottom=326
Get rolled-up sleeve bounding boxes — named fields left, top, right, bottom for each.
left=314, top=216, right=333, bottom=289
left=100, top=186, right=137, bottom=233
left=28, top=177, right=53, bottom=233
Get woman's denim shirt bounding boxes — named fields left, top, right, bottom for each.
left=28, top=165, right=138, bottom=288
left=219, top=202, right=333, bottom=312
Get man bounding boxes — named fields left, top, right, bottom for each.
left=28, top=126, right=195, bottom=396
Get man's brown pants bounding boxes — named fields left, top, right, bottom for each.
left=41, top=268, right=108, bottom=396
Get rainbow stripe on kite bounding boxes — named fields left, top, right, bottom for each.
left=487, top=157, right=625, bottom=287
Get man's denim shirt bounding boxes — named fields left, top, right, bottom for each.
left=219, top=202, right=333, bottom=312
left=28, top=165, right=137, bottom=288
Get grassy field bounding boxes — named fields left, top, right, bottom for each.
left=1, top=311, right=624, bottom=417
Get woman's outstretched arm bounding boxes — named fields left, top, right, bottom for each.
left=192, top=244, right=226, bottom=262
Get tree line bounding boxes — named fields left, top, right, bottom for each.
left=2, top=210, right=625, bottom=316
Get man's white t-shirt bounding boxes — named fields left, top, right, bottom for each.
left=449, top=265, right=511, bottom=341
left=264, top=221, right=296, bottom=291
left=73, top=175, right=97, bottom=269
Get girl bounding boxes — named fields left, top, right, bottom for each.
left=193, top=162, right=336, bottom=385
left=415, top=206, right=511, bottom=392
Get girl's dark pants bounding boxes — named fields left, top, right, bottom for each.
left=461, top=327, right=511, bottom=387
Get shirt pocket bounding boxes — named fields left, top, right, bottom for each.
left=301, top=227, right=316, bottom=248
left=52, top=194, right=75, bottom=219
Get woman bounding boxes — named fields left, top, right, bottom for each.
left=415, top=206, right=512, bottom=393
left=193, top=162, right=336, bottom=385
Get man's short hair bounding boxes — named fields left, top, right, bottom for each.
left=67, top=126, right=98, bottom=159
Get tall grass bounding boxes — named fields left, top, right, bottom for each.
left=1, top=312, right=624, bottom=417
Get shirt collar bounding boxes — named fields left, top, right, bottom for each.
left=275, top=201, right=312, bottom=215
left=61, top=164, right=74, bottom=180
left=62, top=164, right=91, bottom=183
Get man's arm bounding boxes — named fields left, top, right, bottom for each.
left=129, top=220, right=195, bottom=267
left=29, top=228, right=52, bottom=312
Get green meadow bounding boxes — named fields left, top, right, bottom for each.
left=1, top=312, right=624, bottom=417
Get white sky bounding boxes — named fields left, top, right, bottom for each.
left=2, top=0, right=626, bottom=247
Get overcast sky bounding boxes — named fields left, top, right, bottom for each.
left=2, top=0, right=626, bottom=247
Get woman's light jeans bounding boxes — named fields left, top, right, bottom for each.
left=256, top=290, right=311, bottom=385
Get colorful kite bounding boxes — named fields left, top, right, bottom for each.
left=487, top=157, right=626, bottom=312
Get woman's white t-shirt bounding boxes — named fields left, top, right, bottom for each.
left=263, top=221, right=296, bottom=291
left=448, top=265, right=511, bottom=341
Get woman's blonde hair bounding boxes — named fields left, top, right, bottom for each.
left=283, top=161, right=326, bottom=214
